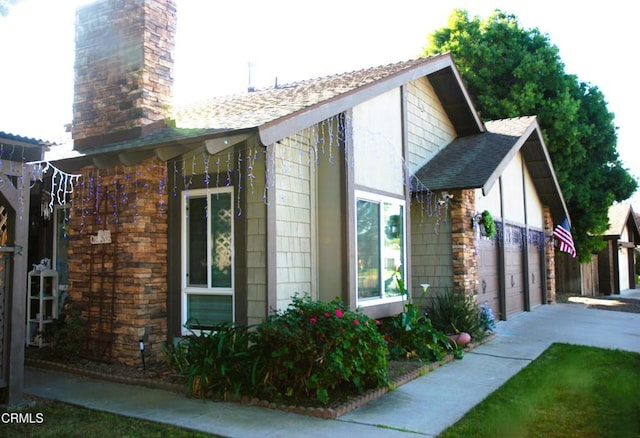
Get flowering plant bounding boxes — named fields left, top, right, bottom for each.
left=479, top=303, right=497, bottom=333
left=253, top=294, right=388, bottom=404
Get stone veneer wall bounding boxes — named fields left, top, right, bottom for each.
left=73, top=0, right=176, bottom=149
left=543, top=206, right=556, bottom=303
left=450, top=189, right=478, bottom=295
left=68, top=159, right=168, bottom=365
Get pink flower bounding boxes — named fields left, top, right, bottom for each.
left=310, top=317, right=317, bottom=324
left=335, top=309, right=343, bottom=318
left=375, top=320, right=382, bottom=326
left=324, top=312, right=331, bottom=318
left=353, top=319, right=360, bottom=325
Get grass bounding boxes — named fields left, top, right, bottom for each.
left=0, top=396, right=220, bottom=438
left=440, top=343, right=640, bottom=437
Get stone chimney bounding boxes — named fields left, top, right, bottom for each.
left=72, top=0, right=176, bottom=151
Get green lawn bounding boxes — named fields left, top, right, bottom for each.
left=441, top=343, right=640, bottom=437
left=0, top=397, right=218, bottom=438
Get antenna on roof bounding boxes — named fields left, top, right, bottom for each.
left=248, top=62, right=255, bottom=92
left=274, top=76, right=278, bottom=89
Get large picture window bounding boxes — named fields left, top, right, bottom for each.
left=355, top=191, right=405, bottom=303
left=182, top=188, right=234, bottom=332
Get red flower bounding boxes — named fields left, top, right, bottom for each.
left=324, top=312, right=330, bottom=318
left=353, top=319, right=360, bottom=325
left=310, top=317, right=317, bottom=324
left=335, top=309, right=343, bottom=318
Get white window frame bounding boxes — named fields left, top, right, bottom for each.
left=181, top=187, right=234, bottom=334
left=354, top=190, right=407, bottom=307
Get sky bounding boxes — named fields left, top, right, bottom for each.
left=0, top=0, right=638, bottom=210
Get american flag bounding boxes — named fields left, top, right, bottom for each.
left=553, top=217, right=576, bottom=258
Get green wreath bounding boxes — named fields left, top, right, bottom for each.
left=481, top=210, right=496, bottom=238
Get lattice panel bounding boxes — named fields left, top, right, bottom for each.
left=0, top=205, right=7, bottom=247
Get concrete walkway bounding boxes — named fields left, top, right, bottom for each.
left=24, top=295, right=640, bottom=437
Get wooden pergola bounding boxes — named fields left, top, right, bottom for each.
left=0, top=158, right=32, bottom=405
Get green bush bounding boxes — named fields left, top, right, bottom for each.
left=252, top=295, right=388, bottom=405
left=379, top=276, right=460, bottom=361
left=379, top=304, right=460, bottom=361
left=48, top=307, right=86, bottom=360
left=162, top=322, right=258, bottom=399
left=426, top=291, right=485, bottom=339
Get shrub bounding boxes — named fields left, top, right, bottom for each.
left=426, top=291, right=485, bottom=339
left=48, top=307, right=86, bottom=360
left=252, top=295, right=388, bottom=405
left=380, top=276, right=461, bottom=361
left=379, top=304, right=460, bottom=361
left=162, top=322, right=258, bottom=399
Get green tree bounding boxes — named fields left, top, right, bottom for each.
left=425, top=9, right=637, bottom=261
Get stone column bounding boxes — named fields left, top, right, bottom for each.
left=450, top=189, right=478, bottom=296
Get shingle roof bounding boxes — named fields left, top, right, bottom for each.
left=0, top=131, right=52, bottom=162
left=171, top=58, right=435, bottom=131
left=604, top=203, right=635, bottom=237
left=56, top=53, right=483, bottom=166
left=414, top=117, right=535, bottom=192
left=414, top=116, right=569, bottom=222
left=0, top=131, right=53, bottom=147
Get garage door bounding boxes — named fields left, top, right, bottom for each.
left=528, top=229, right=544, bottom=308
left=477, top=237, right=500, bottom=319
left=504, top=223, right=524, bottom=316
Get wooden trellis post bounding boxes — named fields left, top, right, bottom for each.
left=0, top=159, right=32, bottom=406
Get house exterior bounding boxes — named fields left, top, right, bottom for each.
left=414, top=117, right=569, bottom=319
left=597, top=203, right=639, bottom=294
left=27, top=0, right=569, bottom=366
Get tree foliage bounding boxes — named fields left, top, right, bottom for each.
left=424, top=10, right=637, bottom=261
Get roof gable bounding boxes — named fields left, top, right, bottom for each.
left=414, top=116, right=569, bottom=222
left=172, top=53, right=484, bottom=146
left=604, top=203, right=640, bottom=241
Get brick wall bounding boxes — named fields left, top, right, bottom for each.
left=68, top=159, right=168, bottom=365
left=73, top=0, right=176, bottom=150
left=543, top=206, right=556, bottom=303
